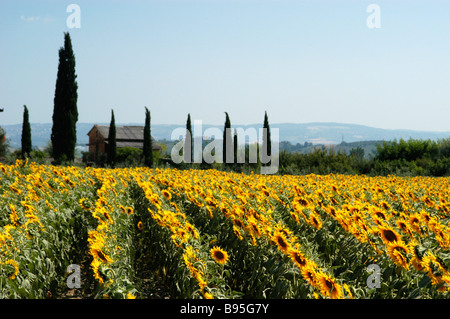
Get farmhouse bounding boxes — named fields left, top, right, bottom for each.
left=87, top=124, right=162, bottom=161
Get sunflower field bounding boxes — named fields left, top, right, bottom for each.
left=1, top=159, right=450, bottom=299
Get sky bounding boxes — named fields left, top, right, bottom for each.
left=1, top=0, right=450, bottom=131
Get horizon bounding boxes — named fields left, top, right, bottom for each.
left=2, top=1, right=450, bottom=132
left=3, top=120, right=450, bottom=134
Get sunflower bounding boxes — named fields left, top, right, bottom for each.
left=161, top=189, right=172, bottom=200
left=272, top=230, right=291, bottom=254
left=300, top=262, right=318, bottom=288
left=248, top=220, right=261, bottom=238
left=296, top=197, right=309, bottom=206
left=210, top=246, right=229, bottom=265
left=232, top=217, right=245, bottom=229
left=9, top=204, right=21, bottom=226
left=309, top=212, right=322, bottom=230
left=373, top=210, right=387, bottom=221
left=92, top=247, right=113, bottom=264
left=316, top=272, right=343, bottom=299
left=126, top=292, right=137, bottom=299
left=220, top=205, right=230, bottom=217
left=408, top=214, right=423, bottom=236
left=326, top=206, right=337, bottom=217
left=91, top=257, right=104, bottom=284
left=186, top=223, right=199, bottom=239
left=233, top=225, right=244, bottom=240
left=422, top=254, right=447, bottom=289
left=137, top=221, right=144, bottom=230
left=380, top=201, right=390, bottom=210
left=396, top=220, right=412, bottom=235
left=343, top=283, right=353, bottom=299
left=386, top=241, right=410, bottom=269
left=419, top=210, right=431, bottom=225
left=379, top=227, right=401, bottom=244
left=4, top=259, right=19, bottom=280
left=422, top=253, right=446, bottom=276
left=202, top=289, right=214, bottom=299
left=79, top=198, right=92, bottom=211
left=290, top=249, right=307, bottom=268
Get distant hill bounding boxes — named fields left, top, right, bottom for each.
left=2, top=122, right=450, bottom=151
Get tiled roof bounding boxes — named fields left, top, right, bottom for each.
left=91, top=125, right=162, bottom=150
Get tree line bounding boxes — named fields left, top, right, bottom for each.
left=277, top=137, right=450, bottom=177
left=177, top=110, right=272, bottom=172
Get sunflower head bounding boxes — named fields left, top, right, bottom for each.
left=290, top=250, right=307, bottom=268
left=317, top=272, right=343, bottom=299
left=272, top=230, right=291, bottom=253
left=309, top=213, right=322, bottom=230
left=379, top=227, right=400, bottom=244
left=210, top=246, right=229, bottom=265
left=300, top=262, right=318, bottom=288
left=4, top=259, right=19, bottom=280
left=162, top=190, right=172, bottom=200
left=387, top=241, right=410, bottom=269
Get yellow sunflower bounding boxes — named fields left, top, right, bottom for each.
left=210, top=246, right=229, bottom=265
left=126, top=292, right=137, bottom=299
left=290, top=249, right=307, bottom=269
left=396, top=220, right=412, bottom=235
left=309, top=212, right=323, bottom=230
left=316, top=272, right=343, bottom=299
left=272, top=230, right=291, bottom=254
left=408, top=214, right=423, bottom=236
left=161, top=189, right=172, bottom=200
left=92, top=247, right=113, bottom=264
left=300, top=262, right=319, bottom=288
left=203, top=291, right=214, bottom=299
left=386, top=241, right=410, bottom=269
left=4, top=259, right=19, bottom=280
left=379, top=226, right=401, bottom=244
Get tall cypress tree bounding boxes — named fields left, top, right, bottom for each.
left=0, top=127, right=7, bottom=157
left=51, top=32, right=78, bottom=163
left=107, top=109, right=116, bottom=167
left=185, top=113, right=193, bottom=163
left=223, top=112, right=232, bottom=165
left=143, top=107, right=153, bottom=167
left=233, top=128, right=238, bottom=166
left=21, top=105, right=32, bottom=159
left=262, top=111, right=271, bottom=165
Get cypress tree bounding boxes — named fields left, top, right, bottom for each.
left=21, top=105, right=32, bottom=159
left=51, top=32, right=78, bottom=163
left=262, top=111, right=271, bottom=165
left=143, top=107, right=153, bottom=167
left=233, top=128, right=238, bottom=166
left=107, top=109, right=116, bottom=167
left=0, top=127, right=7, bottom=157
left=185, top=113, right=193, bottom=163
left=223, top=112, right=232, bottom=165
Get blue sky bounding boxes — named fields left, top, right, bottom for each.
left=1, top=0, right=450, bottom=131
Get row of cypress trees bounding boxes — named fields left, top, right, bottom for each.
left=184, top=111, right=272, bottom=166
